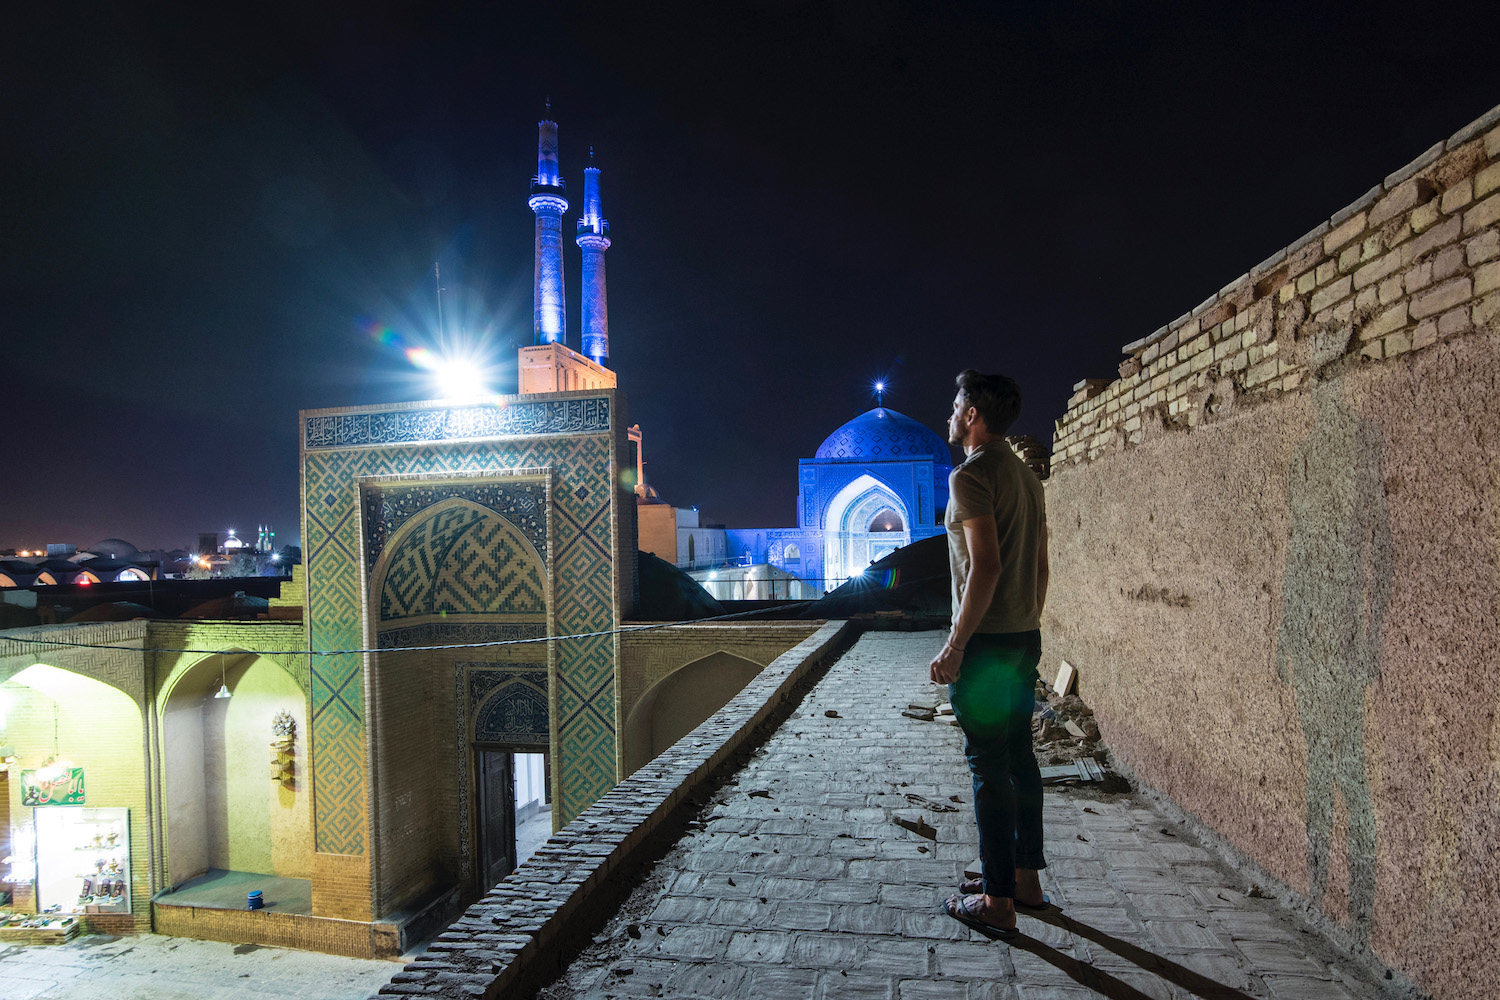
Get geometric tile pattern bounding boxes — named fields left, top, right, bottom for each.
left=302, top=396, right=622, bottom=856
left=376, top=621, right=548, bottom=650
left=375, top=506, right=546, bottom=621
left=813, top=406, right=951, bottom=461
left=362, top=478, right=548, bottom=574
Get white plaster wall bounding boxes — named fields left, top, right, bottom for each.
left=163, top=698, right=207, bottom=883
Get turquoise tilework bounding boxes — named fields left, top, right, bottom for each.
left=302, top=402, right=620, bottom=854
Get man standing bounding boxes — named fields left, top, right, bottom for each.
left=934, top=369, right=1051, bottom=939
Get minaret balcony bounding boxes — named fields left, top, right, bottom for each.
left=529, top=177, right=567, bottom=195
left=576, top=219, right=610, bottom=236
left=528, top=192, right=569, bottom=214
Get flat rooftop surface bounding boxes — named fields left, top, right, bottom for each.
left=535, top=630, right=1385, bottom=1000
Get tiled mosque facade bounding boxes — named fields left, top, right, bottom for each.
left=750, top=407, right=953, bottom=590
left=299, top=392, right=634, bottom=920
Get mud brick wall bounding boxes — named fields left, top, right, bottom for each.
left=1054, top=110, right=1500, bottom=463
left=1041, top=103, right=1500, bottom=1000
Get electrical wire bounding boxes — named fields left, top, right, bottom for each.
left=0, top=601, right=821, bottom=658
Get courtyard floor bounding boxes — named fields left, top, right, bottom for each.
left=0, top=932, right=399, bottom=1000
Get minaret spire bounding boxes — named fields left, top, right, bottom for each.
left=576, top=147, right=612, bottom=366
left=528, top=109, right=568, bottom=345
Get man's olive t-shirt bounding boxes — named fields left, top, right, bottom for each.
left=945, top=440, right=1046, bottom=634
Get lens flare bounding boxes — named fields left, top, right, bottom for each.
left=362, top=317, right=501, bottom=402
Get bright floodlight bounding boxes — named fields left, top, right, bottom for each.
left=434, top=358, right=489, bottom=401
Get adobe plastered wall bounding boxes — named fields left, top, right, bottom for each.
left=1043, top=105, right=1500, bottom=999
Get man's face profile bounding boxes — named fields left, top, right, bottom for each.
left=948, top=392, right=972, bottom=446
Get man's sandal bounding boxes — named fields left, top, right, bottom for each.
left=958, top=878, right=1056, bottom=911
left=944, top=893, right=1019, bottom=940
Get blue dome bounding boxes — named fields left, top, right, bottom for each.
left=815, top=407, right=953, bottom=464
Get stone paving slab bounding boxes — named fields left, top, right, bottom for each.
left=0, top=933, right=400, bottom=999
left=533, top=631, right=1388, bottom=1000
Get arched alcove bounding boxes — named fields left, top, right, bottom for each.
left=1, top=664, right=144, bottom=912
left=160, top=651, right=311, bottom=885
left=621, top=651, right=764, bottom=776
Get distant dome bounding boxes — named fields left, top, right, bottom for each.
left=815, top=407, right=953, bottom=465
left=67, top=602, right=157, bottom=623
left=90, top=538, right=140, bottom=559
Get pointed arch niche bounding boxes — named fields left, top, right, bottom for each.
left=620, top=650, right=765, bottom=777
left=361, top=482, right=552, bottom=910
left=159, top=649, right=311, bottom=885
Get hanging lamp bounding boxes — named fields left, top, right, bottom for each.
left=214, top=653, right=231, bottom=699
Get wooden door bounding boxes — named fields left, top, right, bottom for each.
left=476, top=749, right=516, bottom=889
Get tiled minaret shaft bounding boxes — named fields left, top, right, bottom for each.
left=528, top=117, right=569, bottom=345
left=576, top=153, right=611, bottom=365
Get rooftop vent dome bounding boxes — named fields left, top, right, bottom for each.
left=89, top=538, right=140, bottom=559
left=814, top=407, right=953, bottom=464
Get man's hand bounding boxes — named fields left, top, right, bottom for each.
left=930, top=642, right=964, bottom=685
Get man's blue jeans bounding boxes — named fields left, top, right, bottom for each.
left=948, top=629, right=1046, bottom=898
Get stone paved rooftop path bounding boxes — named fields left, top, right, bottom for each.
left=534, top=631, right=1387, bottom=1000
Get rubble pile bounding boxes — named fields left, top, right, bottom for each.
left=1032, top=682, right=1104, bottom=766
left=900, top=666, right=1120, bottom=789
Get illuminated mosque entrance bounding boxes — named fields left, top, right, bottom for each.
left=822, top=475, right=912, bottom=587
left=763, top=407, right=953, bottom=591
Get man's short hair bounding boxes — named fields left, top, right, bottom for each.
left=955, top=369, right=1022, bottom=436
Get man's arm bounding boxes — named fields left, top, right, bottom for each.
left=1035, top=523, right=1049, bottom=618
left=929, top=515, right=1001, bottom=684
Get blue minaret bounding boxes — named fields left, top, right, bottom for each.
left=576, top=148, right=612, bottom=366
left=528, top=110, right=569, bottom=345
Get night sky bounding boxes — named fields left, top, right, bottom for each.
left=6, top=2, right=1499, bottom=550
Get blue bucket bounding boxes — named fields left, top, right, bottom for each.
left=247, top=890, right=264, bottom=910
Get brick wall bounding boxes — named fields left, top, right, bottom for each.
left=1041, top=102, right=1500, bottom=1000
left=1053, top=106, right=1500, bottom=465
left=312, top=851, right=373, bottom=922
left=154, top=898, right=392, bottom=958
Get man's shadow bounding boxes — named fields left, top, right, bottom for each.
left=1007, top=909, right=1258, bottom=1000
left=1275, top=375, right=1391, bottom=940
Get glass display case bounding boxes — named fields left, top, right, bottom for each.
left=34, top=807, right=131, bottom=915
